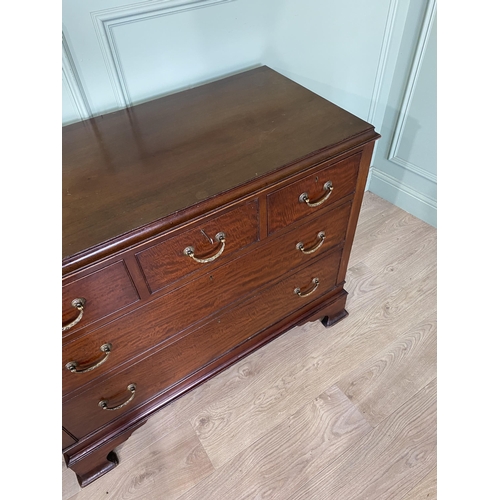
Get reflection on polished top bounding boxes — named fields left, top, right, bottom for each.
left=62, top=66, right=376, bottom=263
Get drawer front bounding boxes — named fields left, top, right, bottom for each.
left=267, top=153, right=360, bottom=234
left=62, top=201, right=351, bottom=396
left=63, top=248, right=343, bottom=438
left=136, top=200, right=259, bottom=293
left=62, top=261, right=140, bottom=336
left=62, top=428, right=77, bottom=450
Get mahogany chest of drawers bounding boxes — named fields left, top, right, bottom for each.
left=62, top=66, right=380, bottom=486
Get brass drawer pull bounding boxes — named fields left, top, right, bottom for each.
left=65, top=343, right=112, bottom=374
left=98, top=383, right=136, bottom=411
left=299, top=181, right=333, bottom=207
left=62, top=298, right=87, bottom=332
left=296, top=231, right=326, bottom=254
left=294, top=278, right=320, bottom=297
left=184, top=232, right=226, bottom=263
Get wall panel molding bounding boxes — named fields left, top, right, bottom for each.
left=91, top=0, right=236, bottom=108
left=62, top=32, right=92, bottom=121
left=366, top=0, right=400, bottom=126
left=388, top=0, right=436, bottom=182
left=390, top=155, right=437, bottom=183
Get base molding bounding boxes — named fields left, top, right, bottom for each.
left=64, top=420, right=147, bottom=488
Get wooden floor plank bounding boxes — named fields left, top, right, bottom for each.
left=401, top=466, right=437, bottom=500
left=336, top=314, right=437, bottom=426
left=344, top=260, right=397, bottom=310
left=288, top=378, right=437, bottom=500
left=402, top=467, right=437, bottom=500
left=62, top=456, right=80, bottom=500
left=356, top=191, right=397, bottom=226
left=178, top=385, right=372, bottom=500
left=362, top=221, right=436, bottom=287
left=68, top=423, right=214, bottom=500
left=348, top=201, right=427, bottom=269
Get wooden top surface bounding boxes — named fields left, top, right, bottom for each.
left=63, top=66, right=377, bottom=263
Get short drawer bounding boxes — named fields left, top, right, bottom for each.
left=267, top=153, right=361, bottom=234
left=136, top=200, right=260, bottom=293
left=62, top=428, right=77, bottom=450
left=62, top=261, right=140, bottom=336
left=62, top=201, right=351, bottom=397
left=62, top=248, right=343, bottom=438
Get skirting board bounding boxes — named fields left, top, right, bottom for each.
left=368, top=167, right=436, bottom=227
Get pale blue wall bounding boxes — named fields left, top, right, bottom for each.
left=262, top=0, right=392, bottom=121
left=62, top=0, right=392, bottom=124
left=63, top=0, right=437, bottom=226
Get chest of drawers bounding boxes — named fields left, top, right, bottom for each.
left=62, top=66, right=380, bottom=487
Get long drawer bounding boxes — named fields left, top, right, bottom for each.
left=62, top=201, right=352, bottom=396
left=62, top=247, right=343, bottom=438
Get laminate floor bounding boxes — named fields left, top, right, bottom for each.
left=62, top=192, right=437, bottom=500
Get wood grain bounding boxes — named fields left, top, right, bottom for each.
left=348, top=201, right=425, bottom=269
left=62, top=260, right=140, bottom=336
left=344, top=260, right=397, bottom=309
left=135, top=200, right=260, bottom=292
left=401, top=466, right=437, bottom=500
left=362, top=222, right=437, bottom=287
left=356, top=191, right=398, bottom=226
left=179, top=385, right=372, bottom=500
left=288, top=378, right=437, bottom=500
left=267, top=153, right=360, bottom=233
left=62, top=455, right=80, bottom=500
left=336, top=314, right=437, bottom=426
left=62, top=205, right=349, bottom=397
